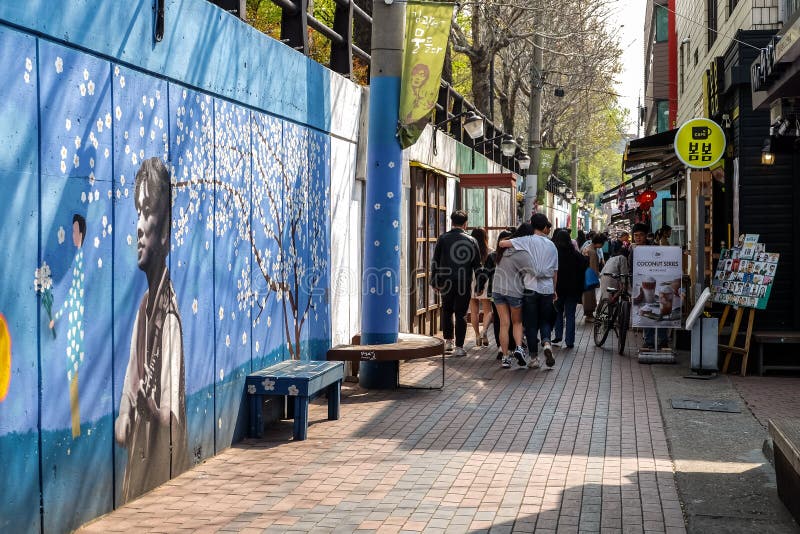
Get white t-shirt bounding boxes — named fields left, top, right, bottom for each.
left=510, top=234, right=558, bottom=294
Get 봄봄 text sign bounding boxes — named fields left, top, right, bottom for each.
left=674, top=118, right=726, bottom=168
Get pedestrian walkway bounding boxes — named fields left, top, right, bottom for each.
left=79, top=323, right=685, bottom=533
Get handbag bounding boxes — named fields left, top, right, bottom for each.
left=584, top=267, right=600, bottom=291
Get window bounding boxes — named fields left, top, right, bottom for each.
left=694, top=48, right=699, bottom=66
left=656, top=100, right=670, bottom=133
left=409, top=166, right=448, bottom=336
left=729, top=0, right=739, bottom=15
left=679, top=45, right=685, bottom=94
left=707, top=0, right=718, bottom=50
left=655, top=4, right=669, bottom=42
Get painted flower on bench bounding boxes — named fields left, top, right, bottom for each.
left=262, top=378, right=275, bottom=391
left=247, top=384, right=256, bottom=394
left=287, top=385, right=299, bottom=396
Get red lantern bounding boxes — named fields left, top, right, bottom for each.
left=635, top=189, right=657, bottom=212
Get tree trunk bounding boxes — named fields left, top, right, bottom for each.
left=470, top=55, right=492, bottom=116
left=442, top=44, right=453, bottom=85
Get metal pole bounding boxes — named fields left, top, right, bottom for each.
left=359, top=0, right=404, bottom=389
left=524, top=31, right=543, bottom=222
left=570, top=143, right=578, bottom=238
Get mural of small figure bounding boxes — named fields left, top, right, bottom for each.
left=49, top=214, right=86, bottom=438
left=115, top=158, right=189, bottom=503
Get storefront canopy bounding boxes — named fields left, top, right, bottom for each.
left=600, top=128, right=682, bottom=205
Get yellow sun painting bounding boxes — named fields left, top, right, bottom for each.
left=0, top=314, right=10, bottom=402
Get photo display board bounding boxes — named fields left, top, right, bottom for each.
left=631, top=246, right=683, bottom=329
left=711, top=234, right=779, bottom=310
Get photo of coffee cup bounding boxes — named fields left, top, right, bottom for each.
left=659, top=286, right=674, bottom=317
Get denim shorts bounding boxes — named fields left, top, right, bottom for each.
left=492, top=292, right=523, bottom=308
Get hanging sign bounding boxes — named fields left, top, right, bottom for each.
left=631, top=246, right=683, bottom=329
left=397, top=3, right=455, bottom=149
left=674, top=118, right=726, bottom=168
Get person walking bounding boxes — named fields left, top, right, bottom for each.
left=581, top=233, right=607, bottom=322
left=483, top=230, right=515, bottom=360
left=499, top=214, right=559, bottom=368
left=430, top=210, right=481, bottom=357
left=551, top=229, right=587, bottom=349
left=655, top=225, right=672, bottom=245
left=491, top=224, right=535, bottom=368
left=469, top=228, right=494, bottom=347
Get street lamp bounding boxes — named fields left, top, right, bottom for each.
left=432, top=110, right=485, bottom=155
left=471, top=133, right=518, bottom=168
left=500, top=134, right=517, bottom=157
left=761, top=137, right=775, bottom=165
left=517, top=152, right=531, bottom=171
left=462, top=111, right=485, bottom=140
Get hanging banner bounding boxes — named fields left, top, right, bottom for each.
left=631, top=246, right=683, bottom=329
left=536, top=148, right=557, bottom=204
left=398, top=2, right=455, bottom=149
left=674, top=118, right=726, bottom=168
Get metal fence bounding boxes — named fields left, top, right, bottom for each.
left=209, top=0, right=522, bottom=174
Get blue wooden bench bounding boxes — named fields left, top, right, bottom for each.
left=246, top=360, right=344, bottom=441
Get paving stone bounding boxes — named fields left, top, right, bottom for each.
left=75, top=326, right=686, bottom=534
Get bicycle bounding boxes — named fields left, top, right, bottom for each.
left=593, top=272, right=632, bottom=355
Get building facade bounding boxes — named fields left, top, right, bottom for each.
left=644, top=0, right=678, bottom=134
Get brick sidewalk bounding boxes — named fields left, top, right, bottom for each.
left=79, top=323, right=685, bottom=534
left=730, top=376, right=800, bottom=428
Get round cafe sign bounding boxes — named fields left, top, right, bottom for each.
left=674, top=118, right=726, bottom=168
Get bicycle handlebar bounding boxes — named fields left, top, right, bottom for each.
left=602, top=272, right=631, bottom=279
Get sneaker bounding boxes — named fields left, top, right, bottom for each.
left=501, top=356, right=511, bottom=369
left=565, top=344, right=574, bottom=349
left=453, top=347, right=467, bottom=357
left=529, top=356, right=541, bottom=369
left=543, top=343, right=555, bottom=367
left=444, top=340, right=454, bottom=353
left=496, top=351, right=503, bottom=360
left=513, top=346, right=528, bottom=367
left=480, top=334, right=489, bottom=346
left=551, top=338, right=563, bottom=344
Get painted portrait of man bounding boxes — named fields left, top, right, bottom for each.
left=114, top=157, right=189, bottom=503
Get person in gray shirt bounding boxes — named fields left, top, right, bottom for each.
left=492, top=223, right=535, bottom=368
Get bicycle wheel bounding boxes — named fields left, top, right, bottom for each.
left=594, top=298, right=612, bottom=347
left=617, top=300, right=631, bottom=354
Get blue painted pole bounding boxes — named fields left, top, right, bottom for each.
left=359, top=1, right=404, bottom=389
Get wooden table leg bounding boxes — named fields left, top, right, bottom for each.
left=722, top=307, right=743, bottom=374
left=293, top=396, right=309, bottom=441
left=327, top=380, right=341, bottom=421
left=740, top=308, right=755, bottom=377
left=249, top=394, right=262, bottom=438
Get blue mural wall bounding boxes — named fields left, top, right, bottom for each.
left=0, top=1, right=344, bottom=529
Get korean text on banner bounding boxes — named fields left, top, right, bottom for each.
left=631, top=246, right=683, bottom=329
left=398, top=3, right=454, bottom=149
